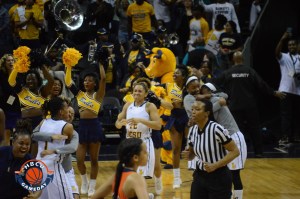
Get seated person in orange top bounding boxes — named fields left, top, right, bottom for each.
left=92, top=138, right=150, bottom=199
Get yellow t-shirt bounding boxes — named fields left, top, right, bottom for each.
left=126, top=2, right=154, bottom=33
left=14, top=6, right=44, bottom=40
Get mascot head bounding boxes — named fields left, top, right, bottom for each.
left=145, top=48, right=176, bottom=83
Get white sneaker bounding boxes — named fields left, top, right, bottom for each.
left=88, top=188, right=95, bottom=197
left=173, top=178, right=182, bottom=189
left=149, top=193, right=154, bottom=199
left=81, top=183, right=88, bottom=194
left=154, top=177, right=163, bottom=195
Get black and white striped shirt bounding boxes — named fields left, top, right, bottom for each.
left=188, top=121, right=232, bottom=171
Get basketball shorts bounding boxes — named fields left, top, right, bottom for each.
left=65, top=168, right=79, bottom=194
left=228, top=131, right=247, bottom=170
left=39, top=161, right=73, bottom=199
left=137, top=137, right=155, bottom=178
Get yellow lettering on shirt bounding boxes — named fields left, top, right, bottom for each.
left=18, top=88, right=45, bottom=109
left=76, top=91, right=101, bottom=114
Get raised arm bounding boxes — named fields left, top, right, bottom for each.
left=275, top=32, right=290, bottom=59
left=198, top=0, right=214, bottom=13
left=40, top=65, right=54, bottom=98
left=65, top=65, right=72, bottom=88
left=95, top=62, right=106, bottom=102
left=8, top=68, right=18, bottom=87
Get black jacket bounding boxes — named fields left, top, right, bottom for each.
left=212, top=64, right=274, bottom=111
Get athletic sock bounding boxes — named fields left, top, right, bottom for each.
left=173, top=168, right=180, bottom=180
left=233, top=190, right=243, bottom=199
left=89, top=179, right=96, bottom=190
left=81, top=174, right=88, bottom=185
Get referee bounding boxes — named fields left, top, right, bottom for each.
left=185, top=99, right=240, bottom=199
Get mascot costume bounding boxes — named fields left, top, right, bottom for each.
left=145, top=47, right=176, bottom=84
left=145, top=47, right=176, bottom=169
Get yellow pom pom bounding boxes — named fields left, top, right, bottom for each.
left=13, top=46, right=31, bottom=59
left=63, top=48, right=83, bottom=68
left=153, top=86, right=166, bottom=98
left=13, top=57, right=31, bottom=73
left=12, top=46, right=31, bottom=73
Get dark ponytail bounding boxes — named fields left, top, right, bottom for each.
left=43, top=97, right=65, bottom=118
left=113, top=162, right=124, bottom=199
left=113, top=138, right=143, bottom=199
left=13, top=119, right=32, bottom=141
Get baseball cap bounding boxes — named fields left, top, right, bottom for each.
left=97, top=28, right=108, bottom=35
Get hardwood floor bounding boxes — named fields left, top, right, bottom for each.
left=74, top=158, right=300, bottom=199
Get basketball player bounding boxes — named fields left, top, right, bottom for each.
left=116, top=82, right=161, bottom=179
left=92, top=138, right=150, bottom=199
left=35, top=97, right=74, bottom=199
left=32, top=106, right=80, bottom=199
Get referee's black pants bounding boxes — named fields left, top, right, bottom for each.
left=191, top=166, right=232, bottom=199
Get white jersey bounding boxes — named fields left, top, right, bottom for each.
left=36, top=119, right=73, bottom=199
left=36, top=119, right=67, bottom=167
left=126, top=101, right=154, bottom=178
left=126, top=102, right=152, bottom=139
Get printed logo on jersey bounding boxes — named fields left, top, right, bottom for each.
left=15, top=159, right=54, bottom=192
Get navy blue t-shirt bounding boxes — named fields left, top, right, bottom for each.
left=0, top=146, right=32, bottom=199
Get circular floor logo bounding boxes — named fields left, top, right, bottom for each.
left=15, top=159, right=54, bottom=192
